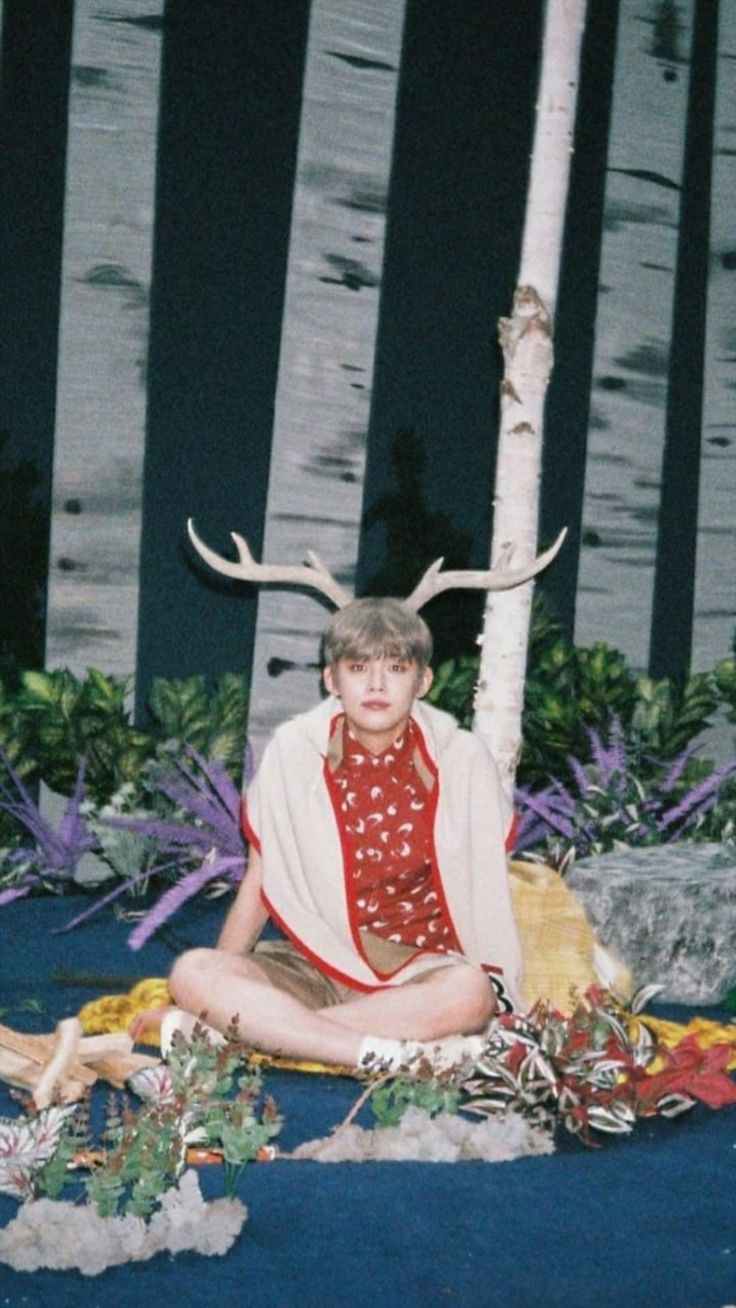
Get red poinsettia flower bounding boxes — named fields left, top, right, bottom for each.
left=635, top=1035, right=736, bottom=1112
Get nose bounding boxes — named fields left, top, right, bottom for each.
left=368, top=659, right=386, bottom=691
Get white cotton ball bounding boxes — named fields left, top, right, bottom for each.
left=144, top=1171, right=246, bottom=1259
left=0, top=1174, right=248, bottom=1275
left=291, top=1106, right=555, bottom=1164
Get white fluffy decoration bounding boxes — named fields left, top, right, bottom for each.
left=0, top=1169, right=247, bottom=1276
left=291, top=1106, right=555, bottom=1163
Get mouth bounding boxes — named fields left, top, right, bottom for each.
left=362, top=699, right=390, bottom=711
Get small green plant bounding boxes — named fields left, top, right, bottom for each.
left=521, top=638, right=639, bottom=787
left=1, top=1025, right=281, bottom=1217
left=5, top=668, right=152, bottom=802
left=425, top=654, right=478, bottom=728
left=32, top=1103, right=91, bottom=1201
left=370, top=1077, right=462, bottom=1128
left=0, top=666, right=250, bottom=866
left=629, top=672, right=720, bottom=760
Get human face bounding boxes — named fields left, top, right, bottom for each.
left=323, top=655, right=433, bottom=755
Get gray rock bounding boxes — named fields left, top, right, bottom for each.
left=566, top=842, right=736, bottom=1005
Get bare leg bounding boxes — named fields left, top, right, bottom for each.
left=170, top=948, right=494, bottom=1064
left=319, top=963, right=495, bottom=1040
left=169, top=948, right=364, bottom=1064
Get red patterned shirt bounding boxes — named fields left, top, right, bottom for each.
left=329, top=717, right=461, bottom=953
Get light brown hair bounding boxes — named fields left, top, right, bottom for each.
left=323, top=597, right=433, bottom=670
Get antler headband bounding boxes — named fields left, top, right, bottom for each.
left=187, top=519, right=566, bottom=611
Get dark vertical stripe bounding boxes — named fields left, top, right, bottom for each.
left=356, top=0, right=544, bottom=661
left=539, top=0, right=621, bottom=640
left=648, top=0, right=719, bottom=681
left=136, top=0, right=310, bottom=718
left=0, top=0, right=73, bottom=675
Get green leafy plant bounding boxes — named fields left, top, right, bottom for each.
left=424, top=654, right=479, bottom=728
left=0, top=1025, right=281, bottom=1218
left=0, top=667, right=250, bottom=812
left=521, top=638, right=639, bottom=787
left=86, top=1090, right=184, bottom=1219
left=146, top=673, right=249, bottom=780
left=33, top=1104, right=90, bottom=1201
left=370, top=1077, right=462, bottom=1128
left=713, top=653, right=736, bottom=726
left=428, top=604, right=729, bottom=790
left=0, top=665, right=250, bottom=859
left=629, top=672, right=720, bottom=761
left=6, top=668, right=152, bottom=803
left=119, top=1022, right=281, bottom=1211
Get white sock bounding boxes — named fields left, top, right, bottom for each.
left=356, top=1035, right=419, bottom=1074
left=356, top=1032, right=485, bottom=1076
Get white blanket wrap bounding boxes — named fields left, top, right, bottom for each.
left=245, top=697, right=523, bottom=1007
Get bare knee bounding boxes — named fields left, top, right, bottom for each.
left=169, top=947, right=220, bottom=1015
left=446, top=965, right=497, bottom=1033
left=169, top=946, right=271, bottom=1022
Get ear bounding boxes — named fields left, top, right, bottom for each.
left=323, top=664, right=338, bottom=697
left=415, top=666, right=433, bottom=699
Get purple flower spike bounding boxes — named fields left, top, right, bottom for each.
left=106, top=746, right=244, bottom=860
left=0, top=750, right=97, bottom=886
left=127, top=852, right=246, bottom=951
left=0, top=882, right=35, bottom=906
left=515, top=711, right=736, bottom=862
left=658, top=758, right=736, bottom=832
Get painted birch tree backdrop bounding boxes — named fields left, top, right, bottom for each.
left=0, top=0, right=733, bottom=759
left=248, top=0, right=406, bottom=751
left=44, top=0, right=163, bottom=682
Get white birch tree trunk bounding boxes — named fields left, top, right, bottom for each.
left=247, top=0, right=406, bottom=760
left=473, top=0, right=587, bottom=799
left=44, top=1, right=163, bottom=689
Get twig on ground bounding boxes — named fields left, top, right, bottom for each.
left=276, top=1073, right=392, bottom=1160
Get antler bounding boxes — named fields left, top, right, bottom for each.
left=404, top=527, right=567, bottom=612
left=187, top=519, right=353, bottom=609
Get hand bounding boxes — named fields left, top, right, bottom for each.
left=128, top=1005, right=173, bottom=1046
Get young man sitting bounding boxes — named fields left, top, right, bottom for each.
left=166, top=597, right=523, bottom=1074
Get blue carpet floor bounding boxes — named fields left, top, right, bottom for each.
left=1, top=895, right=735, bottom=1308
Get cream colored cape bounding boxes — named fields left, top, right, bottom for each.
left=245, top=697, right=524, bottom=1008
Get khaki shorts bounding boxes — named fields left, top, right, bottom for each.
left=251, top=937, right=463, bottom=1010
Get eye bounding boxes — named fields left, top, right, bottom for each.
left=389, top=662, right=408, bottom=673
left=349, top=662, right=366, bottom=673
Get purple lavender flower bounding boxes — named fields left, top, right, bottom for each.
left=127, top=852, right=246, bottom=950
left=0, top=750, right=97, bottom=893
left=105, top=747, right=243, bottom=858
left=586, top=717, right=627, bottom=782
left=513, top=721, right=736, bottom=861
left=658, top=758, right=736, bottom=833
left=66, top=745, right=249, bottom=944
left=514, top=781, right=578, bottom=843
